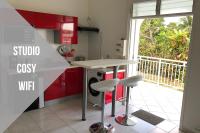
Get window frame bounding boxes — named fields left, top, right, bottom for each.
left=132, top=0, right=193, bottom=19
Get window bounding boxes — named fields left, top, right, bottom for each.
left=161, top=0, right=193, bottom=14
left=133, top=1, right=157, bottom=17
left=133, top=0, right=193, bottom=18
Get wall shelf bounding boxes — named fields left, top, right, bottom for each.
left=78, top=26, right=99, bottom=33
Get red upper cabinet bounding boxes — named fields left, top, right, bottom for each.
left=16, top=9, right=78, bottom=44
left=16, top=9, right=62, bottom=29
left=34, top=12, right=63, bottom=29
left=61, top=16, right=78, bottom=44
left=16, top=9, right=35, bottom=27
left=58, top=17, right=78, bottom=44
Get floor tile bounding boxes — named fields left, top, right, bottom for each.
left=107, top=117, right=139, bottom=133
left=47, top=125, right=76, bottom=133
left=145, top=101, right=159, bottom=106
left=162, top=106, right=178, bottom=114
left=34, top=113, right=66, bottom=132
left=166, top=113, right=181, bottom=121
left=7, top=114, right=43, bottom=133
left=134, top=105, right=149, bottom=111
left=148, top=105, right=164, bottom=112
left=157, top=120, right=177, bottom=132
left=68, top=115, right=100, bottom=133
left=27, top=107, right=54, bottom=121
left=149, top=128, right=166, bottom=133
left=169, top=127, right=184, bottom=133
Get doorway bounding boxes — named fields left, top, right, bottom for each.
left=128, top=16, right=193, bottom=127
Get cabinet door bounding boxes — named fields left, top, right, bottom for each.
left=60, top=16, right=78, bottom=44
left=34, top=12, right=63, bottom=29
left=16, top=9, right=35, bottom=27
left=44, top=73, right=66, bottom=101
left=65, top=67, right=83, bottom=96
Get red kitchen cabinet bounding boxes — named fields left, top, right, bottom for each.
left=55, top=16, right=78, bottom=44
left=65, top=67, right=83, bottom=95
left=44, top=74, right=66, bottom=101
left=16, top=9, right=62, bottom=29
left=104, top=71, right=125, bottom=104
left=34, top=12, right=63, bottom=29
left=16, top=10, right=35, bottom=26
left=62, top=16, right=78, bottom=44
left=16, top=9, right=78, bottom=44
left=44, top=67, right=83, bottom=101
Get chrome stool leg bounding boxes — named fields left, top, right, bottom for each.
left=115, top=87, right=137, bottom=126
left=89, top=92, right=115, bottom=133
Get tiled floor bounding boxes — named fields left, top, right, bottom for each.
left=4, top=83, right=184, bottom=133
left=129, top=81, right=183, bottom=126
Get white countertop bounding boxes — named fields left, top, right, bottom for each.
left=67, top=65, right=80, bottom=69
left=71, top=59, right=137, bottom=69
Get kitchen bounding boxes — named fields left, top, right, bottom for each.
left=3, top=1, right=136, bottom=132
left=1, top=0, right=199, bottom=133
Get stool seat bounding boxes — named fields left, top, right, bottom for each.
left=120, top=75, right=143, bottom=87
left=91, top=79, right=119, bottom=92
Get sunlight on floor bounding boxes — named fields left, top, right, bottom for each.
left=130, top=81, right=183, bottom=126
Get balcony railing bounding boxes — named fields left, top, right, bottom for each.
left=137, top=56, right=187, bottom=90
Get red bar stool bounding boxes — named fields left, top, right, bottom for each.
left=89, top=79, right=119, bottom=133
left=115, top=75, right=143, bottom=126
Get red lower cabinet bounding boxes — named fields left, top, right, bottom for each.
left=44, top=74, right=66, bottom=101
left=45, top=68, right=124, bottom=103
left=44, top=67, right=83, bottom=101
left=65, top=67, right=83, bottom=96
left=104, top=71, right=125, bottom=104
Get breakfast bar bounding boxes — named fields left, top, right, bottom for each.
left=72, top=59, right=137, bottom=121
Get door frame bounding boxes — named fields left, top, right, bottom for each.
left=126, top=15, right=193, bottom=131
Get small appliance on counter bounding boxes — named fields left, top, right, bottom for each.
left=57, top=45, right=76, bottom=63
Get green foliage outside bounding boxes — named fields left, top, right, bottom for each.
left=139, top=16, right=193, bottom=61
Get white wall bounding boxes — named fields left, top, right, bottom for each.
left=7, top=0, right=89, bottom=59
left=88, top=0, right=130, bottom=59
left=181, top=0, right=200, bottom=132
